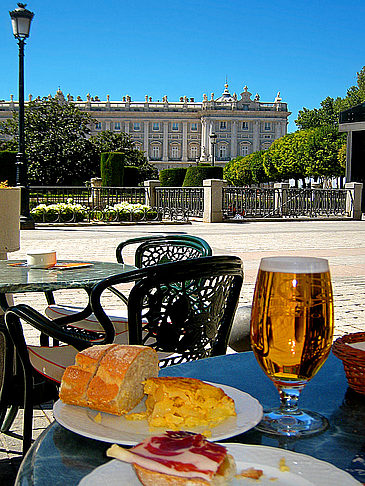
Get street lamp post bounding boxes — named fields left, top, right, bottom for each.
left=9, top=3, right=35, bottom=229
left=210, top=133, right=217, bottom=166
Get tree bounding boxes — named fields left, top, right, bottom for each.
left=224, top=151, right=268, bottom=186
left=0, top=96, right=97, bottom=185
left=90, top=131, right=157, bottom=181
left=305, top=126, right=345, bottom=179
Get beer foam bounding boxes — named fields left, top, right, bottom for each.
left=260, top=256, right=329, bottom=274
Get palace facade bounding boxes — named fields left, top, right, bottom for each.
left=0, top=83, right=291, bottom=170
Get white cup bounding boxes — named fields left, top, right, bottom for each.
left=27, top=250, right=57, bottom=269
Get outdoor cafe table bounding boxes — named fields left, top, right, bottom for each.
left=15, top=351, right=365, bottom=485
left=0, top=260, right=136, bottom=312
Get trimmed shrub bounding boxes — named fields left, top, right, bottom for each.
left=123, top=166, right=139, bottom=186
left=100, top=152, right=124, bottom=186
left=0, top=151, right=17, bottom=186
left=182, top=165, right=223, bottom=187
left=159, top=168, right=187, bottom=187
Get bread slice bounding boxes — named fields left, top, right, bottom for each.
left=86, top=345, right=159, bottom=415
left=134, top=454, right=236, bottom=486
left=59, top=344, right=116, bottom=407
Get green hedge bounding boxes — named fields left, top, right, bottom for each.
left=182, top=165, right=223, bottom=186
left=100, top=152, right=124, bottom=186
left=159, top=168, right=187, bottom=187
left=0, top=151, right=17, bottom=186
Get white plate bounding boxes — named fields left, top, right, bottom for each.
left=78, top=443, right=362, bottom=486
left=53, top=382, right=263, bottom=445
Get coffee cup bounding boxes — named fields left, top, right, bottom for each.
left=27, top=250, right=57, bottom=269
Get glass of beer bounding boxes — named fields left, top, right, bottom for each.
left=250, top=256, right=334, bottom=437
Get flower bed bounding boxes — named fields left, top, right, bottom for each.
left=30, top=200, right=159, bottom=223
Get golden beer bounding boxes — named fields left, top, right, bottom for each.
left=251, top=259, right=334, bottom=386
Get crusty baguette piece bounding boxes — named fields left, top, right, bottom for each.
left=86, top=345, right=159, bottom=415
left=133, top=454, right=236, bottom=486
left=59, top=344, right=116, bottom=407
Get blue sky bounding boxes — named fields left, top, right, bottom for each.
left=1, top=0, right=364, bottom=133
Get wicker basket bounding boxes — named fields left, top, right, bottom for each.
left=332, top=332, right=365, bottom=395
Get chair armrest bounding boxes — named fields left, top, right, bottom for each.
left=5, top=304, right=114, bottom=351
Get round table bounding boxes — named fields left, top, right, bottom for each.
left=15, top=352, right=365, bottom=485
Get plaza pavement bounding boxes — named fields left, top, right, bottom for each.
left=1, top=219, right=365, bottom=484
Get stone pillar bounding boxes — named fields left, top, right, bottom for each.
left=144, top=122, right=149, bottom=156
left=144, top=180, right=160, bottom=207
left=124, top=121, right=130, bottom=134
left=274, top=182, right=290, bottom=216
left=182, top=122, right=188, bottom=162
left=231, top=121, right=237, bottom=158
left=90, top=177, right=102, bottom=208
left=0, top=187, right=20, bottom=318
left=345, top=182, right=363, bottom=220
left=163, top=121, right=168, bottom=161
left=203, top=179, right=227, bottom=223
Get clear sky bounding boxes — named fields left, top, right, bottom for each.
left=1, top=0, right=364, bottom=133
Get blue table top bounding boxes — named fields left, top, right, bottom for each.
left=16, top=351, right=365, bottom=485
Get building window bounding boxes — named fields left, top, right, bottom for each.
left=151, top=144, right=161, bottom=159
left=114, top=122, right=121, bottom=131
left=242, top=121, right=249, bottom=130
left=264, top=122, right=271, bottom=131
left=133, top=122, right=140, bottom=131
left=191, top=123, right=198, bottom=131
left=95, top=122, right=102, bottom=130
left=220, top=121, right=227, bottom=130
left=153, top=122, right=160, bottom=131
left=172, top=122, right=179, bottom=131
left=171, top=145, right=180, bottom=159
left=219, top=144, right=227, bottom=159
left=264, top=134, right=271, bottom=139
left=190, top=144, right=199, bottom=159
left=240, top=144, right=249, bottom=156
left=134, top=143, right=142, bottom=152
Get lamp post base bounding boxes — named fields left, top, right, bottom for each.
left=20, top=215, right=35, bottom=230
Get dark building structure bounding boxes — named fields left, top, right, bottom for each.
left=339, top=103, right=365, bottom=211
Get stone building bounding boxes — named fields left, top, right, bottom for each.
left=0, top=83, right=290, bottom=170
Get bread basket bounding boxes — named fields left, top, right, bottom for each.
left=332, top=332, right=365, bottom=395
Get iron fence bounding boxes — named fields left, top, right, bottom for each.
left=155, top=187, right=204, bottom=220
left=223, top=187, right=351, bottom=219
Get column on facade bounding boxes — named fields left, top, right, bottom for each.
left=182, top=121, right=188, bottom=162
left=275, top=121, right=281, bottom=139
left=253, top=120, right=260, bottom=152
left=143, top=121, right=149, bottom=156
left=200, top=118, right=208, bottom=161
left=163, top=121, right=168, bottom=161
left=124, top=121, right=129, bottom=134
left=231, top=120, right=238, bottom=158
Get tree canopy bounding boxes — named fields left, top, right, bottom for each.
left=0, top=96, right=155, bottom=185
left=224, top=126, right=345, bottom=186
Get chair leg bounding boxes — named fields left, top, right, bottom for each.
left=1, top=404, right=19, bottom=432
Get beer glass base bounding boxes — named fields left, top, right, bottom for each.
left=255, top=409, right=329, bottom=437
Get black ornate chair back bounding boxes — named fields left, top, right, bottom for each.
left=116, top=235, right=212, bottom=268
left=91, top=256, right=243, bottom=367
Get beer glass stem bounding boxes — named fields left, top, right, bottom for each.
left=277, top=385, right=304, bottom=414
